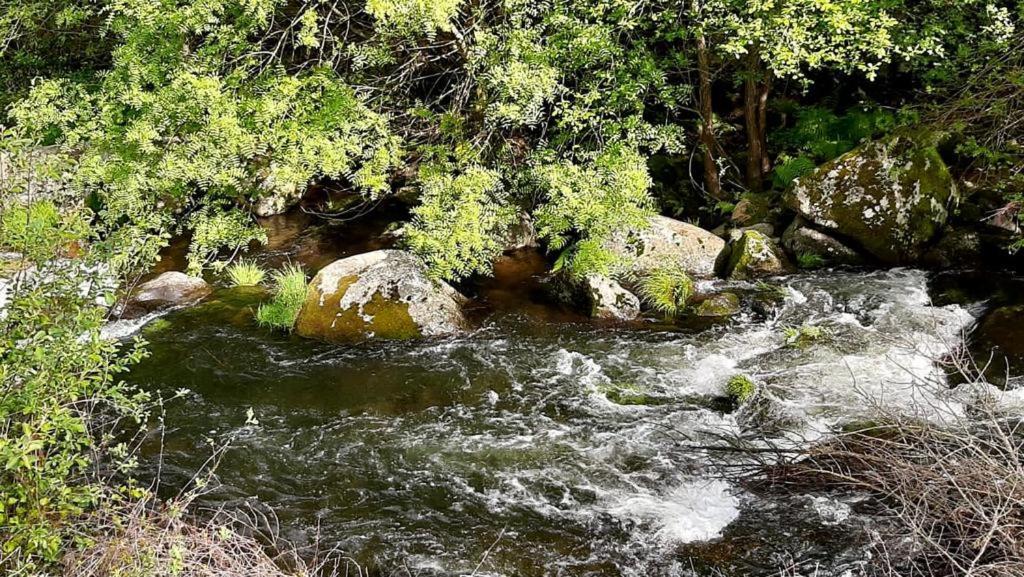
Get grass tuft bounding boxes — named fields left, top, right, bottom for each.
left=226, top=259, right=267, bottom=287
left=255, top=264, right=307, bottom=331
left=634, top=266, right=694, bottom=317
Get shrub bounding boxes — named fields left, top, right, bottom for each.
left=406, top=165, right=517, bottom=281
left=226, top=260, right=267, bottom=287
left=726, top=374, right=757, bottom=403
left=633, top=266, right=694, bottom=317
left=255, top=265, right=307, bottom=330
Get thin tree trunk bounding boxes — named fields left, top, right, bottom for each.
left=696, top=32, right=724, bottom=200
left=744, top=50, right=768, bottom=191
left=758, top=75, right=771, bottom=176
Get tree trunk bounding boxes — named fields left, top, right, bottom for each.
left=743, top=50, right=769, bottom=192
left=696, top=33, right=724, bottom=200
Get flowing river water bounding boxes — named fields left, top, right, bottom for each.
left=118, top=209, right=1024, bottom=577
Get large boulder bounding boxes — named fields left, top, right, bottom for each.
left=604, top=215, right=725, bottom=278
left=582, top=274, right=640, bottom=321
left=781, top=218, right=865, bottom=267
left=723, top=230, right=794, bottom=280
left=121, top=272, right=211, bottom=319
left=784, top=131, right=958, bottom=264
left=294, top=250, right=468, bottom=342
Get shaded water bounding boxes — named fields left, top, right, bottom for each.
left=127, top=264, right=993, bottom=576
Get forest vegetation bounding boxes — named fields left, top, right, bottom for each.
left=1, top=0, right=1023, bottom=575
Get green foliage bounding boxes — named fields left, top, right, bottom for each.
left=226, top=260, right=266, bottom=287
left=776, top=106, right=901, bottom=161
left=633, top=266, right=695, bottom=317
left=772, top=156, right=817, bottom=189
left=0, top=198, right=153, bottom=572
left=726, top=374, right=756, bottom=403
left=255, top=265, right=307, bottom=331
left=796, top=252, right=826, bottom=270
left=782, top=324, right=826, bottom=348
left=406, top=165, right=517, bottom=281
left=534, top=146, right=655, bottom=279
left=186, top=209, right=268, bottom=275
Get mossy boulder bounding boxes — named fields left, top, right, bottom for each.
left=784, top=130, right=957, bottom=264
left=723, top=230, right=794, bottom=280
left=604, top=215, right=725, bottom=278
left=781, top=217, right=865, bottom=267
left=294, top=250, right=468, bottom=342
left=694, top=292, right=741, bottom=318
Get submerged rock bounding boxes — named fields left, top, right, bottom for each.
left=583, top=274, right=641, bottom=321
left=723, top=230, right=794, bottom=280
left=921, top=226, right=983, bottom=269
left=781, top=218, right=865, bottom=267
left=121, top=272, right=211, bottom=319
left=971, top=304, right=1024, bottom=388
left=294, top=250, right=468, bottom=342
left=784, top=130, right=957, bottom=264
left=694, top=292, right=741, bottom=318
left=605, top=215, right=725, bottom=278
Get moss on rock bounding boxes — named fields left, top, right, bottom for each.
left=694, top=292, right=741, bottom=317
left=724, top=230, right=794, bottom=280
left=294, top=250, right=467, bottom=343
left=784, top=130, right=957, bottom=264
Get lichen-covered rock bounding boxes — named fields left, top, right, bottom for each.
left=121, top=272, right=211, bottom=318
left=724, top=230, right=794, bottom=280
left=294, top=250, right=468, bottom=342
left=781, top=217, right=865, bottom=266
left=583, top=274, right=640, bottom=321
left=694, top=292, right=741, bottom=317
left=604, top=215, right=725, bottom=278
left=784, top=131, right=957, bottom=264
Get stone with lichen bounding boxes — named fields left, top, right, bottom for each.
left=723, top=230, right=794, bottom=280
left=294, top=250, right=468, bottom=342
left=784, top=130, right=957, bottom=264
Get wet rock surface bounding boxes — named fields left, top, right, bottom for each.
left=582, top=274, right=641, bottom=320
left=294, top=249, right=468, bottom=342
left=782, top=217, right=865, bottom=266
left=120, top=271, right=211, bottom=319
left=784, top=130, right=957, bottom=264
left=604, top=215, right=725, bottom=278
left=723, top=230, right=794, bottom=280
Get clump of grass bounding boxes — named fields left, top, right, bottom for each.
left=597, top=381, right=653, bottom=405
left=782, top=324, right=825, bottom=348
left=255, top=264, right=307, bottom=330
left=634, top=266, right=694, bottom=317
left=796, top=251, right=826, bottom=270
left=726, top=374, right=757, bottom=403
left=226, top=259, right=267, bottom=287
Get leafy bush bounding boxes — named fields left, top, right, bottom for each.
left=633, top=266, right=695, bottom=317
left=226, top=260, right=266, bottom=287
left=534, top=146, right=654, bottom=279
left=775, top=106, right=900, bottom=162
left=406, top=165, right=517, bottom=281
left=186, top=210, right=268, bottom=275
left=255, top=265, right=308, bottom=331
left=0, top=198, right=152, bottom=572
left=796, top=252, right=826, bottom=269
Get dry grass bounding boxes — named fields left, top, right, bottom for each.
left=63, top=496, right=363, bottom=577
left=756, top=406, right=1024, bottom=577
